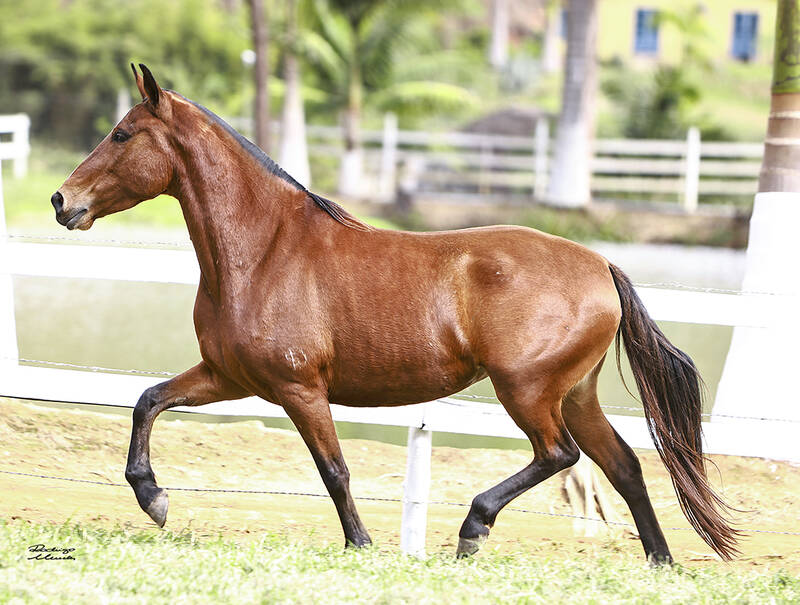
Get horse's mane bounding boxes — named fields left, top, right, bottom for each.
left=177, top=93, right=369, bottom=232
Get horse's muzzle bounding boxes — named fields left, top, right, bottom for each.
left=55, top=207, right=89, bottom=230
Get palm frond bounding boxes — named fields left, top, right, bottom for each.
left=370, top=80, right=477, bottom=116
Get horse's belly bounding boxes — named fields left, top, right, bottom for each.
left=328, top=358, right=487, bottom=407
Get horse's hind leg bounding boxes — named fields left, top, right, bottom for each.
left=125, top=362, right=247, bottom=527
left=457, top=379, right=580, bottom=557
left=562, top=357, right=672, bottom=564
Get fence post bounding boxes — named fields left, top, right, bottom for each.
left=534, top=117, right=550, bottom=200
left=479, top=137, right=492, bottom=195
left=0, top=166, right=20, bottom=375
left=12, top=115, right=30, bottom=179
left=400, top=425, right=432, bottom=557
left=379, top=112, right=398, bottom=202
left=683, top=126, right=700, bottom=213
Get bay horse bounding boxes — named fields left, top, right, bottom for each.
left=51, top=64, right=738, bottom=563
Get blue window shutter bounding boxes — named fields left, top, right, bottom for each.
left=635, top=9, right=659, bottom=54
left=732, top=12, right=758, bottom=61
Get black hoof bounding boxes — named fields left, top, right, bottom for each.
left=131, top=481, right=169, bottom=528
left=456, top=534, right=487, bottom=558
left=344, top=536, right=372, bottom=549
left=145, top=489, right=169, bottom=528
left=648, top=552, right=674, bottom=568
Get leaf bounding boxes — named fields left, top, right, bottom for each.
left=370, top=81, right=477, bottom=115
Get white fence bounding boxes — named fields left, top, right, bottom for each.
left=1, top=160, right=797, bottom=556
left=0, top=114, right=30, bottom=179
left=232, top=117, right=763, bottom=211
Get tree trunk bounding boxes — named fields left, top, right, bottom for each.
left=759, top=0, right=800, bottom=192
left=338, top=34, right=364, bottom=197
left=714, top=0, right=800, bottom=431
left=489, top=0, right=510, bottom=69
left=546, top=0, right=597, bottom=208
left=541, top=1, right=561, bottom=73
left=279, top=0, right=311, bottom=186
left=249, top=0, right=271, bottom=152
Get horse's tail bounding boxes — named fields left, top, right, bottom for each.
left=608, top=263, right=740, bottom=560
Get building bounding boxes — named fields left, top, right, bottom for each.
left=594, top=1, right=776, bottom=65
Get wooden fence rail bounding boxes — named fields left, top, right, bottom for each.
left=228, top=116, right=764, bottom=210
left=0, top=114, right=30, bottom=179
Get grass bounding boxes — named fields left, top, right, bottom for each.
left=1, top=520, right=798, bottom=604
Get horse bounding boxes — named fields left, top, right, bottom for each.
left=51, top=64, right=738, bottom=563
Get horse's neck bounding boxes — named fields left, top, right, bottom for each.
left=171, top=146, right=302, bottom=301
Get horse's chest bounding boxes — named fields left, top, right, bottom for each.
left=195, top=301, right=325, bottom=383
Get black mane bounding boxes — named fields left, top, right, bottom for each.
left=179, top=94, right=368, bottom=231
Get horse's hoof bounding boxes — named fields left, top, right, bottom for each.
left=456, top=534, right=487, bottom=558
left=145, top=489, right=169, bottom=528
left=648, top=552, right=674, bottom=568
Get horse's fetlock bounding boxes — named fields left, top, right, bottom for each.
left=125, top=463, right=155, bottom=487
left=320, top=461, right=350, bottom=494
left=468, top=495, right=495, bottom=526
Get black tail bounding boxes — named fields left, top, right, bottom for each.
left=609, top=264, right=740, bottom=560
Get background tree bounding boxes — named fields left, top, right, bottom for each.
left=0, top=0, right=248, bottom=148
left=488, top=0, right=509, bottom=69
left=248, top=0, right=271, bottom=152
left=541, top=0, right=562, bottom=74
left=279, top=0, right=311, bottom=186
left=302, top=0, right=474, bottom=197
left=759, top=0, right=800, bottom=191
left=546, top=0, right=598, bottom=208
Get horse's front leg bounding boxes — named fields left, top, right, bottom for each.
left=125, top=361, right=248, bottom=527
left=276, top=385, right=371, bottom=548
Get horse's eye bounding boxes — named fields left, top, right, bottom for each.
left=112, top=130, right=130, bottom=143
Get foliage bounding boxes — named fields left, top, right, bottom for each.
left=601, top=5, right=735, bottom=141
left=0, top=0, right=250, bottom=148
left=603, top=63, right=702, bottom=140
left=300, top=0, right=478, bottom=128
left=1, top=520, right=799, bottom=603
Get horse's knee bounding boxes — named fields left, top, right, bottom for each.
left=133, top=384, right=165, bottom=423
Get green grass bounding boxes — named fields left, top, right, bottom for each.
left=0, top=521, right=797, bottom=604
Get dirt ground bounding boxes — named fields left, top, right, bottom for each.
left=1, top=397, right=798, bottom=571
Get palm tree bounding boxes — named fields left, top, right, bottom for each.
left=280, top=0, right=312, bottom=186
left=302, top=0, right=474, bottom=197
left=714, top=0, right=800, bottom=428
left=759, top=0, right=800, bottom=191
left=546, top=0, right=598, bottom=208
left=541, top=0, right=562, bottom=74
left=248, top=0, right=271, bottom=152
left=488, top=0, right=509, bottom=69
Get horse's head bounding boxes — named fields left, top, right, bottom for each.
left=51, top=64, right=176, bottom=230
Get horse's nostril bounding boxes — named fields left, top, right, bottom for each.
left=51, top=191, right=63, bottom=213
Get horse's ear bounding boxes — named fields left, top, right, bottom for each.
left=138, top=63, right=161, bottom=108
left=131, top=63, right=147, bottom=101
